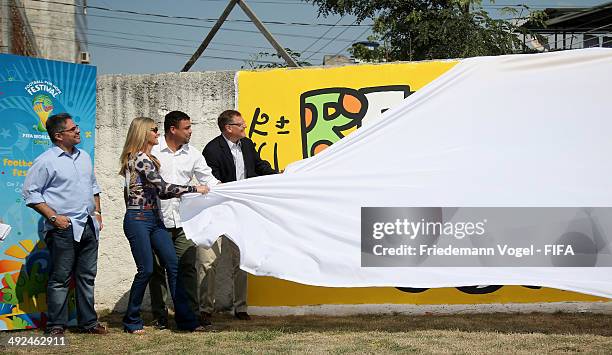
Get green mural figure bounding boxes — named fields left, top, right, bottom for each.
left=300, top=88, right=368, bottom=159
left=300, top=86, right=412, bottom=159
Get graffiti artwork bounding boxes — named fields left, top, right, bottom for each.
left=300, top=85, right=412, bottom=158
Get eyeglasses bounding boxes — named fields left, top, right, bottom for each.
left=226, top=123, right=246, bottom=128
left=59, top=125, right=79, bottom=133
left=150, top=127, right=159, bottom=133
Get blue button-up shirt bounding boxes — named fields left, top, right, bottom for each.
left=22, top=145, right=101, bottom=241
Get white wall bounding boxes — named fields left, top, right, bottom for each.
left=95, top=71, right=237, bottom=311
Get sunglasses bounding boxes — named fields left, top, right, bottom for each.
left=150, top=127, right=159, bottom=133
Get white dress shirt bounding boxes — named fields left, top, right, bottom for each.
left=151, top=137, right=219, bottom=228
left=223, top=135, right=245, bottom=181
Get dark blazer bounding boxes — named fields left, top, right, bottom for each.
left=203, top=135, right=277, bottom=183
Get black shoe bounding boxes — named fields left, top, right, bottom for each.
left=234, top=312, right=251, bottom=321
left=151, top=319, right=168, bottom=330
left=200, top=312, right=212, bottom=327
left=81, top=323, right=108, bottom=335
left=44, top=327, right=65, bottom=335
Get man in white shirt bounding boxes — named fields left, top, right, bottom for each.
left=149, top=111, right=219, bottom=329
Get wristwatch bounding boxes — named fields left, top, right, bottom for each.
left=49, top=215, right=57, bottom=223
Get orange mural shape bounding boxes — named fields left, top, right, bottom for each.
left=342, top=93, right=363, bottom=114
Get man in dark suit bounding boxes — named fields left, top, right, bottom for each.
left=198, top=109, right=277, bottom=323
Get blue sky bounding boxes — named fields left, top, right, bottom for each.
left=86, top=1, right=608, bottom=74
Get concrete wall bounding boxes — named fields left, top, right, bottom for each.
left=95, top=70, right=237, bottom=312
left=23, top=0, right=79, bottom=62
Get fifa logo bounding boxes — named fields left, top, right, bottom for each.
left=25, top=80, right=62, bottom=132
left=31, top=94, right=54, bottom=132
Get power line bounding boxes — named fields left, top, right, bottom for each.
left=16, top=4, right=366, bottom=43
left=305, top=18, right=358, bottom=60
left=334, top=26, right=371, bottom=56
left=28, top=0, right=371, bottom=27
left=28, top=21, right=335, bottom=57
left=25, top=19, right=285, bottom=50
left=301, top=16, right=344, bottom=54
left=30, top=32, right=285, bottom=64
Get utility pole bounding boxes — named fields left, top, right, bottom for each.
left=181, top=0, right=299, bottom=72
left=181, top=0, right=238, bottom=72
left=235, top=0, right=298, bottom=68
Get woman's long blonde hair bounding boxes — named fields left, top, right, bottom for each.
left=119, top=117, right=160, bottom=176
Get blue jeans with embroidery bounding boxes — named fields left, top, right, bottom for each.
left=122, top=209, right=198, bottom=331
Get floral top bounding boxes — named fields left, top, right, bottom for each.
left=125, top=152, right=196, bottom=209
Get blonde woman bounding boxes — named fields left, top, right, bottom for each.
left=119, top=117, right=208, bottom=333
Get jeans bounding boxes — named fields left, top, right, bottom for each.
left=45, top=217, right=98, bottom=330
left=122, top=209, right=198, bottom=331
left=150, top=227, right=199, bottom=322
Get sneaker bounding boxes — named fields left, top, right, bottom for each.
left=234, top=312, right=251, bottom=321
left=200, top=312, right=212, bottom=327
left=82, top=323, right=108, bottom=335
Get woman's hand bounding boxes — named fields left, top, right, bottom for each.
left=195, top=185, right=210, bottom=194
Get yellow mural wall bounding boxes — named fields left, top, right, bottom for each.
left=237, top=61, right=608, bottom=306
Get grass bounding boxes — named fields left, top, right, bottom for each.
left=1, top=312, right=611, bottom=354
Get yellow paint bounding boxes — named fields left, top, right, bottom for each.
left=237, top=61, right=606, bottom=306
left=340, top=125, right=358, bottom=137
left=19, top=240, right=35, bottom=253
left=248, top=275, right=607, bottom=306
left=4, top=245, right=27, bottom=259
left=11, top=303, right=23, bottom=315
left=238, top=61, right=458, bottom=170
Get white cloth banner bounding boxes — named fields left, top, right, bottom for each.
left=181, top=49, right=612, bottom=298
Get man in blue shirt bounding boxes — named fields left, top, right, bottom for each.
left=22, top=113, right=107, bottom=335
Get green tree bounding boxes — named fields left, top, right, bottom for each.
left=308, top=0, right=546, bottom=62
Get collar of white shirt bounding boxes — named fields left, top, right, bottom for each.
left=158, top=136, right=189, bottom=155
left=223, top=135, right=241, bottom=150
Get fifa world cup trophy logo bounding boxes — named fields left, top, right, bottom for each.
left=31, top=94, right=54, bottom=132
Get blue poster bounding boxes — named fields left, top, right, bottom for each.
left=0, top=54, right=96, bottom=330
